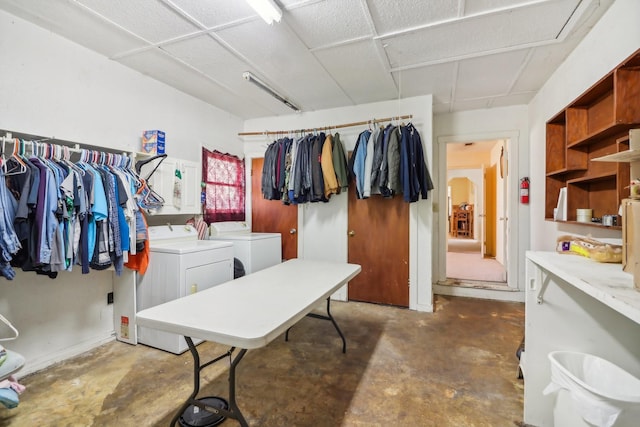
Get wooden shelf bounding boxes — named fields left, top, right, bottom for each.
left=544, top=49, right=640, bottom=222
left=450, top=206, right=473, bottom=238
left=545, top=218, right=622, bottom=230
left=567, top=172, right=616, bottom=185
left=567, top=123, right=634, bottom=148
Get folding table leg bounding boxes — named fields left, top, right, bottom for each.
left=285, top=297, right=347, bottom=353
left=170, top=337, right=249, bottom=427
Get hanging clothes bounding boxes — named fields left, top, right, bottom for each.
left=258, top=119, right=429, bottom=206
left=362, top=127, right=376, bottom=198
left=261, top=140, right=281, bottom=201
left=0, top=168, right=21, bottom=280
left=369, top=127, right=385, bottom=196
left=1, top=140, right=149, bottom=280
left=331, top=133, right=349, bottom=193
left=352, top=129, right=371, bottom=199
left=292, top=135, right=312, bottom=204
left=401, top=123, right=434, bottom=202
left=320, top=133, right=339, bottom=199
left=349, top=121, right=433, bottom=203
left=310, top=133, right=326, bottom=202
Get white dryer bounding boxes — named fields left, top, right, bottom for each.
left=208, top=221, right=282, bottom=275
left=136, top=224, right=234, bottom=354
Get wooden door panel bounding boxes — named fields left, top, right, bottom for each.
left=347, top=181, right=409, bottom=307
left=251, top=158, right=297, bottom=260
left=485, top=164, right=497, bottom=257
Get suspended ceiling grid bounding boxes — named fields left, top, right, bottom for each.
left=0, top=0, right=614, bottom=119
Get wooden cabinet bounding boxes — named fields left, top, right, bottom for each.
left=545, top=49, right=640, bottom=227
left=140, top=156, right=202, bottom=215
left=451, top=205, right=474, bottom=238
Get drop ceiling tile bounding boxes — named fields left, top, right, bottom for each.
left=162, top=35, right=248, bottom=91
left=314, top=40, right=397, bottom=104
left=215, top=19, right=351, bottom=111
left=463, top=0, right=578, bottom=15
left=490, top=91, right=536, bottom=108
left=383, top=0, right=578, bottom=69
left=456, top=50, right=530, bottom=99
left=391, top=62, right=455, bottom=104
left=77, top=0, right=200, bottom=43
left=432, top=101, right=451, bottom=115
left=0, top=0, right=146, bottom=56
left=116, top=48, right=271, bottom=118
left=169, top=0, right=255, bottom=28
left=450, top=98, right=495, bottom=112
left=367, top=0, right=458, bottom=36
left=511, top=45, right=576, bottom=93
left=0, top=0, right=616, bottom=119
left=285, top=0, right=370, bottom=49
left=162, top=35, right=300, bottom=115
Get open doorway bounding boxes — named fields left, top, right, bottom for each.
left=444, top=140, right=507, bottom=286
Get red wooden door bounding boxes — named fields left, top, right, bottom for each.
left=251, top=157, right=298, bottom=260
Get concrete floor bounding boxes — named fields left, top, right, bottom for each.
left=1, top=295, right=525, bottom=426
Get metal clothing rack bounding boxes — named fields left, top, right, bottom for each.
left=0, top=130, right=134, bottom=167
left=237, top=114, right=413, bottom=137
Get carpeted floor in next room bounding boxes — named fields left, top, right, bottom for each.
left=1, top=295, right=525, bottom=427
left=447, top=238, right=507, bottom=283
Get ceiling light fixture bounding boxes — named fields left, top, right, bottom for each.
left=245, top=0, right=282, bottom=25
left=242, top=71, right=301, bottom=112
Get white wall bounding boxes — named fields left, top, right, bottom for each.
left=0, top=11, right=242, bottom=160
left=434, top=106, right=527, bottom=298
left=529, top=0, right=640, bottom=251
left=243, top=95, right=435, bottom=311
left=0, top=10, right=243, bottom=376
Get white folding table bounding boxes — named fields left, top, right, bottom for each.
left=136, top=258, right=361, bottom=427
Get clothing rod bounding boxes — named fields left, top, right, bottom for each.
left=237, top=114, right=413, bottom=136
left=1, top=132, right=131, bottom=157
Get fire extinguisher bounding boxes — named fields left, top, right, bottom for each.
left=520, top=177, right=530, bottom=204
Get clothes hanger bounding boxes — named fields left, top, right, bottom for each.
left=3, top=138, right=28, bottom=176
left=0, top=140, right=6, bottom=174
left=0, top=313, right=19, bottom=341
left=61, top=145, right=85, bottom=177
left=135, top=153, right=167, bottom=178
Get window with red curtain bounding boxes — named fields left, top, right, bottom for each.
left=202, top=148, right=245, bottom=223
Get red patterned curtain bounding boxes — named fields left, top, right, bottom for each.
left=202, top=148, right=245, bottom=223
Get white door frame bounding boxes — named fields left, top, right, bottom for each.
left=436, top=131, right=520, bottom=299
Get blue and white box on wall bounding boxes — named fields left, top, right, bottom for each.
left=142, top=130, right=165, bottom=154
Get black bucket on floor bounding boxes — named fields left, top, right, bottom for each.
left=234, top=258, right=245, bottom=279
left=178, top=396, right=228, bottom=427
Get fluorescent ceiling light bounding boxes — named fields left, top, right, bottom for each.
left=245, top=0, right=282, bottom=25
left=243, top=71, right=300, bottom=112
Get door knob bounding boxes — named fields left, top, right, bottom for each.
left=289, top=228, right=297, bottom=234
left=348, top=230, right=355, bottom=237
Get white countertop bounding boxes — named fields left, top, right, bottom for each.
left=136, top=258, right=361, bottom=349
left=527, top=251, right=640, bottom=325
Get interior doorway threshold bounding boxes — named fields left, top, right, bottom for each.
left=434, top=280, right=524, bottom=303
left=440, top=278, right=511, bottom=290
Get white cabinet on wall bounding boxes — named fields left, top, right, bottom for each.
left=139, top=156, right=201, bottom=215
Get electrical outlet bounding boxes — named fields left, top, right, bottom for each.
left=107, top=292, right=114, bottom=304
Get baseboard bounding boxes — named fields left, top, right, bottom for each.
left=16, top=333, right=116, bottom=379
left=434, top=283, right=525, bottom=302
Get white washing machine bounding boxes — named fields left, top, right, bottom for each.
left=136, top=224, right=234, bottom=354
left=208, top=221, right=282, bottom=275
